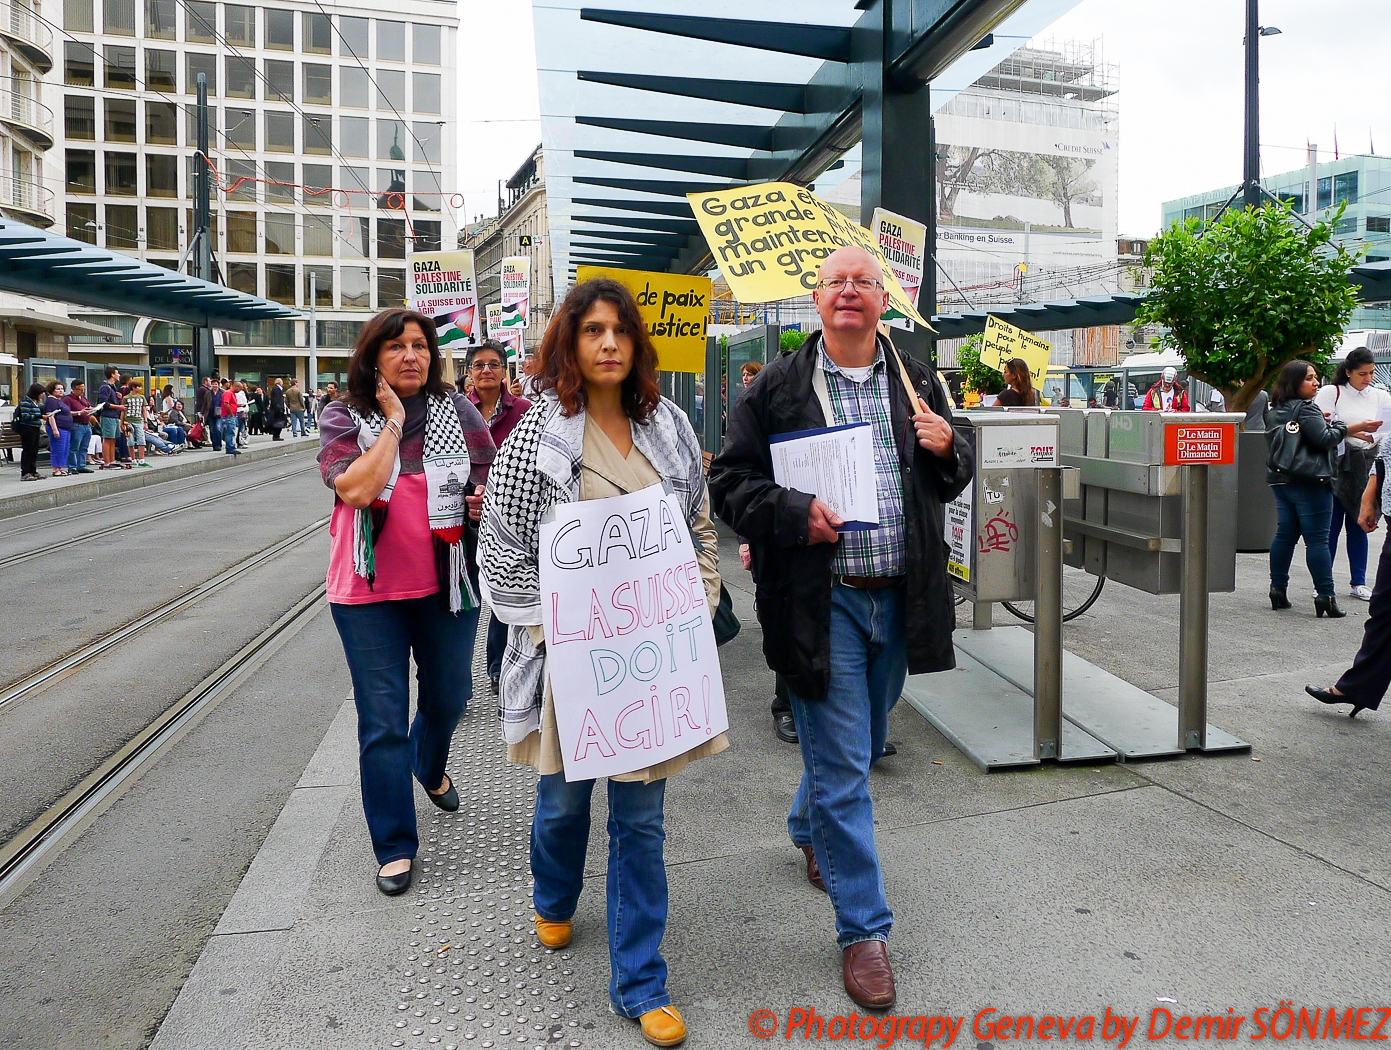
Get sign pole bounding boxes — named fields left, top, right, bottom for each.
left=1033, top=465, right=1063, bottom=760
left=1178, top=462, right=1210, bottom=749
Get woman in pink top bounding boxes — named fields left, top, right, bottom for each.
left=319, top=309, right=495, bottom=896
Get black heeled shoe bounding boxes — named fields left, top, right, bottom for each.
left=426, top=775, right=459, bottom=812
left=1350, top=701, right=1372, bottom=718
left=1306, top=685, right=1347, bottom=707
left=1314, top=595, right=1346, bottom=618
left=1269, top=587, right=1291, bottom=610
left=376, top=861, right=413, bottom=896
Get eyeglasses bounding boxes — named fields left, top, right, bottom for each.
left=470, top=361, right=503, bottom=372
left=818, top=277, right=883, bottom=293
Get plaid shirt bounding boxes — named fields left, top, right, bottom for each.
left=819, top=345, right=906, bottom=577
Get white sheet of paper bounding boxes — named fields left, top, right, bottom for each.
left=770, top=422, right=879, bottom=528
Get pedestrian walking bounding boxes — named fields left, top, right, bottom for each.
left=320, top=309, right=495, bottom=897
left=63, top=380, right=95, bottom=473
left=96, top=366, right=124, bottom=468
left=266, top=378, right=287, bottom=440
left=12, top=382, right=45, bottom=480
left=42, top=381, right=73, bottom=476
left=479, top=279, right=723, bottom=1048
left=1267, top=359, right=1381, bottom=617
left=287, top=379, right=307, bottom=436
left=709, top=246, right=973, bottom=1011
left=464, top=338, right=531, bottom=694
left=218, top=380, right=241, bottom=456
left=235, top=382, right=249, bottom=447
left=995, top=357, right=1040, bottom=407
left=1141, top=366, right=1190, bottom=411
left=1314, top=346, right=1390, bottom=601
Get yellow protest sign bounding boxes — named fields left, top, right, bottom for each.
left=576, top=265, right=711, bottom=373
left=980, top=315, right=1052, bottom=388
left=686, top=181, right=928, bottom=327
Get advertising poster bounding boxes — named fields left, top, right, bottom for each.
left=871, top=207, right=928, bottom=332
left=946, top=486, right=973, bottom=583
left=539, top=484, right=729, bottom=781
left=686, top=182, right=928, bottom=327
left=576, top=265, right=711, bottom=373
left=407, top=250, right=479, bottom=348
left=499, top=256, right=530, bottom=330
left=980, top=314, right=1052, bottom=388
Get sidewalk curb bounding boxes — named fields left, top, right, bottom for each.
left=0, top=440, right=317, bottom=522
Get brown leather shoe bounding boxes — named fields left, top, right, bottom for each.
left=842, top=940, right=895, bottom=1010
left=800, top=845, right=825, bottom=892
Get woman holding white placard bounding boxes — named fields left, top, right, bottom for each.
left=479, top=278, right=724, bottom=1048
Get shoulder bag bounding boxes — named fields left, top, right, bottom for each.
left=1267, top=407, right=1335, bottom=484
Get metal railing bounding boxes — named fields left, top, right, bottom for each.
left=0, top=173, right=55, bottom=225
left=0, top=3, right=52, bottom=70
left=0, top=77, right=52, bottom=146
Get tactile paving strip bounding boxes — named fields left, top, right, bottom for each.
left=386, top=608, right=586, bottom=1050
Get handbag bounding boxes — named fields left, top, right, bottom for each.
left=686, top=523, right=741, bottom=647
left=1267, top=411, right=1334, bottom=484
left=1335, top=442, right=1378, bottom=519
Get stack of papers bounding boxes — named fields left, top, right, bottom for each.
left=770, top=422, right=880, bottom=531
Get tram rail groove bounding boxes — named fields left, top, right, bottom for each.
left=0, top=584, right=328, bottom=912
left=0, top=463, right=317, bottom=571
left=0, top=516, right=330, bottom=713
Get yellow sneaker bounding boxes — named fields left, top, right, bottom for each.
left=534, top=915, right=572, bottom=949
left=639, top=1005, right=686, bottom=1047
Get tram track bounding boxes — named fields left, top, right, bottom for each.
left=0, top=583, right=328, bottom=911
left=0, top=515, right=329, bottom=713
left=0, top=462, right=317, bottom=570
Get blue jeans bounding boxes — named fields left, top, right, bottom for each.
left=163, top=425, right=185, bottom=445
left=291, top=409, right=307, bottom=436
left=1329, top=495, right=1369, bottom=588
left=531, top=774, right=670, bottom=1017
left=485, top=612, right=507, bottom=678
left=1270, top=481, right=1335, bottom=597
left=209, top=414, right=222, bottom=450
left=788, top=583, right=905, bottom=947
left=331, top=597, right=480, bottom=865
left=69, top=423, right=91, bottom=469
left=220, top=415, right=239, bottom=454
left=237, top=414, right=247, bottom=444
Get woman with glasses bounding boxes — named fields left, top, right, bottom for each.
left=465, top=338, right=532, bottom=694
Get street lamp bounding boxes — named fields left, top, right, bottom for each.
left=1243, top=0, right=1282, bottom=209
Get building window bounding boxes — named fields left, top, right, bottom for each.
left=226, top=56, right=255, bottom=99
left=304, top=215, right=333, bottom=256
left=1334, top=215, right=1357, bottom=236
left=265, top=111, right=294, bottom=152
left=185, top=0, right=215, bottom=42
left=318, top=320, right=364, bottom=346
left=67, top=149, right=97, bottom=192
left=412, top=122, right=440, bottom=164
left=305, top=266, right=333, bottom=305
left=340, top=16, right=367, bottom=56
left=340, top=212, right=370, bottom=259
left=377, top=217, right=406, bottom=259
left=1368, top=216, right=1391, bottom=235
left=104, top=0, right=135, bottom=34
left=265, top=161, right=294, bottom=202
left=146, top=101, right=176, bottom=145
left=147, top=206, right=178, bottom=250
left=225, top=107, right=255, bottom=149
left=304, top=13, right=331, bottom=54
left=104, top=151, right=137, bottom=195
left=145, top=0, right=174, bottom=38
left=65, top=95, right=95, bottom=140
left=378, top=20, right=405, bottom=61
left=146, top=48, right=176, bottom=92
left=376, top=70, right=405, bottom=112
left=68, top=202, right=98, bottom=243
left=414, top=220, right=441, bottom=253
left=226, top=159, right=256, bottom=201
left=225, top=5, right=254, bottom=45
left=341, top=67, right=369, bottom=109
left=185, top=104, right=219, bottom=143
left=266, top=9, right=293, bottom=50
left=1317, top=176, right=1332, bottom=211
left=227, top=262, right=257, bottom=294
left=65, top=42, right=95, bottom=87
left=1334, top=171, right=1359, bottom=207
left=226, top=211, right=256, bottom=252
left=147, top=153, right=178, bottom=196
left=105, top=204, right=138, bottom=248
left=265, top=59, right=293, bottom=103
left=303, top=63, right=332, bottom=105
left=64, top=0, right=93, bottom=32
left=303, top=163, right=333, bottom=207
left=103, top=98, right=136, bottom=142
left=377, top=268, right=405, bottom=308
left=187, top=53, right=216, bottom=95
left=341, top=116, right=368, bottom=158
left=414, top=24, right=440, bottom=64
left=266, top=264, right=296, bottom=305
left=414, top=168, right=441, bottom=212
left=377, top=118, right=405, bottom=160
left=184, top=208, right=219, bottom=238
left=304, top=114, right=332, bottom=155
left=105, top=45, right=136, bottom=89
left=412, top=73, right=440, bottom=114
left=266, top=213, right=295, bottom=254
left=341, top=265, right=370, bottom=308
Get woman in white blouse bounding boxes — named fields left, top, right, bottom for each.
left=1314, top=346, right=1391, bottom=601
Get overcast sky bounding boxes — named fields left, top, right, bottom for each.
left=457, top=0, right=1390, bottom=237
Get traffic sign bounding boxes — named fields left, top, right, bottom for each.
left=1164, top=422, right=1235, bottom=465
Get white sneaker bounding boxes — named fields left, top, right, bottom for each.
left=1352, top=585, right=1373, bottom=601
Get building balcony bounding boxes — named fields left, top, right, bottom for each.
left=0, top=174, right=55, bottom=227
left=0, top=3, right=53, bottom=73
left=0, top=79, right=52, bottom=149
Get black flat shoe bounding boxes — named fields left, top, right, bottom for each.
left=376, top=861, right=413, bottom=896
left=427, top=775, right=459, bottom=812
left=773, top=711, right=798, bottom=744
left=880, top=741, right=898, bottom=758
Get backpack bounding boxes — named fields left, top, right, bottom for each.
left=10, top=398, right=41, bottom=432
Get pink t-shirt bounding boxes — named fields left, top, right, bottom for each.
left=327, top=473, right=440, bottom=604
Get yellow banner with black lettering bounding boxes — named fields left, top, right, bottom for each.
left=576, top=265, right=711, bottom=373
left=979, top=314, right=1052, bottom=388
left=686, top=182, right=929, bottom=328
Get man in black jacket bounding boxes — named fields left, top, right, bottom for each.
left=709, top=246, right=972, bottom=1010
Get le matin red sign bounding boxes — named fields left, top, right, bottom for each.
left=1164, top=422, right=1235, bottom=465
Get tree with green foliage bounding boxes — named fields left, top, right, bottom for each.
left=780, top=329, right=808, bottom=353
left=1136, top=201, right=1361, bottom=412
left=955, top=334, right=1004, bottom=395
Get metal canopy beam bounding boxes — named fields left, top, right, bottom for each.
left=572, top=176, right=733, bottom=197
left=578, top=9, right=853, bottom=62
left=575, top=150, right=752, bottom=180
left=573, top=215, right=702, bottom=235
left=576, top=71, right=813, bottom=113
left=572, top=197, right=701, bottom=218
left=576, top=115, right=777, bottom=152
left=570, top=229, right=691, bottom=249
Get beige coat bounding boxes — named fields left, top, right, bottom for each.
left=507, top=414, right=729, bottom=782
